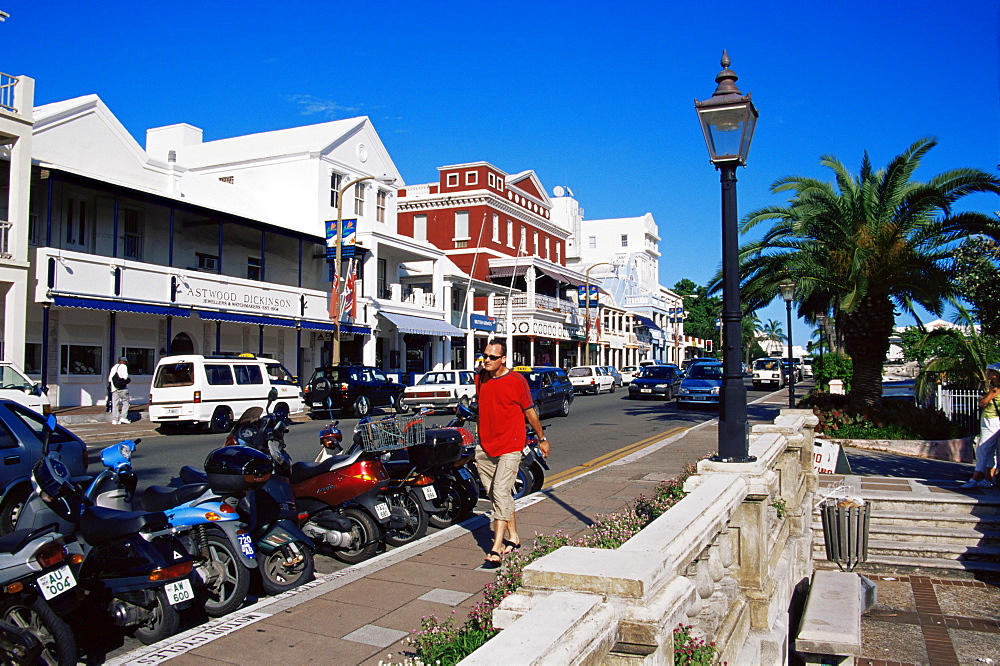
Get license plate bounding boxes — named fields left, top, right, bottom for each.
left=693, top=396, right=707, bottom=401
left=374, top=502, right=391, bottom=520
left=237, top=533, right=256, bottom=559
left=37, top=565, right=76, bottom=601
left=458, top=467, right=473, bottom=481
left=422, top=485, right=438, bottom=501
left=641, top=388, right=652, bottom=393
left=164, top=579, right=194, bottom=605
left=164, top=407, right=180, bottom=415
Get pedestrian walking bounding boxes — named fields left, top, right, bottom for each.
left=474, top=340, right=550, bottom=569
left=961, top=362, right=1000, bottom=488
left=108, top=357, right=131, bottom=425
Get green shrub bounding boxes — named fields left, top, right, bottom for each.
left=801, top=390, right=966, bottom=439
left=813, top=352, right=852, bottom=392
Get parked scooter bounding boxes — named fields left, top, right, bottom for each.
left=182, top=390, right=316, bottom=595
left=89, top=438, right=256, bottom=618
left=0, top=524, right=80, bottom=665
left=294, top=420, right=408, bottom=563
left=17, top=414, right=196, bottom=645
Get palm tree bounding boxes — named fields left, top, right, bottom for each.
left=737, top=138, right=1000, bottom=409
left=914, top=307, right=998, bottom=401
left=759, top=319, right=784, bottom=355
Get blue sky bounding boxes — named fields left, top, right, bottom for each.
left=2, top=0, right=998, bottom=345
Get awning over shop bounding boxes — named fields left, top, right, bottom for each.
left=53, top=296, right=190, bottom=318
left=378, top=312, right=465, bottom=337
left=488, top=264, right=587, bottom=287
left=298, top=320, right=371, bottom=335
left=632, top=315, right=661, bottom=331
left=198, top=311, right=296, bottom=328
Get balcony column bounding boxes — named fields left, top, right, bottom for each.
left=526, top=267, right=536, bottom=309
left=528, top=336, right=535, bottom=366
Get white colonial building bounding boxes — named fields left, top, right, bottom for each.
left=9, top=91, right=466, bottom=407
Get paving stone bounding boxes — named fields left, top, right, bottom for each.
left=870, top=580, right=918, bottom=613
left=418, top=588, right=474, bottom=605
left=263, top=598, right=384, bottom=637
left=342, top=624, right=410, bottom=648
left=860, top=619, right=928, bottom=664
left=949, top=626, right=1000, bottom=664
left=934, top=584, right=1000, bottom=621
left=165, top=654, right=235, bottom=665
left=189, top=623, right=381, bottom=663
left=368, top=560, right=496, bottom=593
left=320, top=578, right=431, bottom=611
left=375, top=598, right=473, bottom=633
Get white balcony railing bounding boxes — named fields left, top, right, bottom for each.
left=0, top=221, right=11, bottom=259
left=0, top=73, right=16, bottom=113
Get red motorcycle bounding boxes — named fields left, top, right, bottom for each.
left=290, top=423, right=402, bottom=564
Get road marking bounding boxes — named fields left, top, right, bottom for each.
left=543, top=426, right=686, bottom=487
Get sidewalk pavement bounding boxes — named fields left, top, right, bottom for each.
left=110, top=399, right=1000, bottom=666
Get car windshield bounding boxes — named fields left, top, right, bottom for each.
left=622, top=366, right=637, bottom=373
left=755, top=359, right=780, bottom=371
left=417, top=372, right=454, bottom=385
left=640, top=367, right=674, bottom=379
left=0, top=365, right=33, bottom=391
left=568, top=368, right=592, bottom=377
left=516, top=371, right=549, bottom=389
left=688, top=364, right=723, bottom=379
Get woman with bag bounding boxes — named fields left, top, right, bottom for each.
left=961, top=363, right=1000, bottom=489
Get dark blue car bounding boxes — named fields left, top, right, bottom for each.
left=677, top=362, right=724, bottom=407
left=627, top=365, right=682, bottom=400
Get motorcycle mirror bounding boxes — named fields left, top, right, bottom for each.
left=42, top=413, right=58, bottom=456
left=454, top=403, right=476, bottom=420
left=267, top=387, right=278, bottom=409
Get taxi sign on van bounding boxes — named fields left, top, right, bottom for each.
left=513, top=366, right=533, bottom=372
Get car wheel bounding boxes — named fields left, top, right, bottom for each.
left=353, top=395, right=371, bottom=418
left=209, top=407, right=234, bottom=434
left=609, top=383, right=616, bottom=394
left=0, top=485, right=30, bottom=535
left=392, top=393, right=408, bottom=414
left=558, top=397, right=571, bottom=417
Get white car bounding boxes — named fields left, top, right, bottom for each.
left=0, top=361, right=50, bottom=414
left=568, top=365, right=615, bottom=395
left=620, top=366, right=639, bottom=385
left=401, top=370, right=477, bottom=412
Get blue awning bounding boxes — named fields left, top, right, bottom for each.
left=53, top=296, right=190, bottom=318
left=379, top=311, right=465, bottom=337
left=633, top=315, right=661, bottom=331
left=198, top=311, right=296, bottom=328
left=298, top=320, right=371, bottom=335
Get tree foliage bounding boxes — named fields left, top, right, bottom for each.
left=952, top=237, right=1000, bottom=335
left=732, top=137, right=1000, bottom=410
left=672, top=279, right=722, bottom=345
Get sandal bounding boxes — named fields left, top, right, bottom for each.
left=502, top=539, right=521, bottom=553
left=481, top=551, right=502, bottom=570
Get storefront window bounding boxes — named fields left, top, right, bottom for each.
left=60, top=345, right=102, bottom=375
left=23, top=343, right=41, bottom=375
left=121, top=348, right=154, bottom=375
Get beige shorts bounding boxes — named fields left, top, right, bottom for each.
left=476, top=447, right=521, bottom=522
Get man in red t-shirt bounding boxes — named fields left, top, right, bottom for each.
left=475, top=340, right=549, bottom=569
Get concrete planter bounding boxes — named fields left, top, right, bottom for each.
left=821, top=436, right=975, bottom=463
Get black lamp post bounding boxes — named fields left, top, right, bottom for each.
left=695, top=51, right=759, bottom=463
left=816, top=313, right=827, bottom=389
left=779, top=280, right=796, bottom=408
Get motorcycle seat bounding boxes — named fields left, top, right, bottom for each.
left=139, top=483, right=212, bottom=513
left=0, top=528, right=49, bottom=555
left=179, top=466, right=208, bottom=484
left=290, top=452, right=360, bottom=485
left=79, top=506, right=170, bottom=546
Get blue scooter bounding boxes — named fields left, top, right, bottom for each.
left=89, top=439, right=256, bottom=618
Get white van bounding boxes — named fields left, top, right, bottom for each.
left=149, top=354, right=304, bottom=433
left=0, top=361, right=50, bottom=414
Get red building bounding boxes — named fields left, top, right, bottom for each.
left=398, top=163, right=589, bottom=367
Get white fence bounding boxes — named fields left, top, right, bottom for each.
left=930, top=386, right=980, bottom=435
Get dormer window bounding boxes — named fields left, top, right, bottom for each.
left=446, top=173, right=459, bottom=187
left=465, top=171, right=478, bottom=186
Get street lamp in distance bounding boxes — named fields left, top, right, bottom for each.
left=815, top=313, right=827, bottom=389
left=584, top=262, right=613, bottom=366
left=695, top=50, right=758, bottom=463
left=332, top=174, right=396, bottom=365
left=779, top=280, right=796, bottom=408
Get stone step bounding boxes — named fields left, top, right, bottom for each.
left=810, top=521, right=1000, bottom=547
left=814, top=553, right=1000, bottom=582
left=859, top=491, right=1000, bottom=516
left=860, top=509, right=1000, bottom=531
left=813, top=537, right=1000, bottom=562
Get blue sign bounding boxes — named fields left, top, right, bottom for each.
left=325, top=219, right=357, bottom=259
left=470, top=314, right=496, bottom=331
left=577, top=285, right=599, bottom=308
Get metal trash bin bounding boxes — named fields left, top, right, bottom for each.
left=820, top=499, right=870, bottom=572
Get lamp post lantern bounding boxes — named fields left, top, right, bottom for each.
left=695, top=50, right=758, bottom=463
left=332, top=175, right=395, bottom=365
left=584, top=262, right=613, bottom=366
left=779, top=280, right=796, bottom=408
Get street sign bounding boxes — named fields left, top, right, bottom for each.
left=325, top=219, right=357, bottom=259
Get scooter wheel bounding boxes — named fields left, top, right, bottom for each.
left=260, top=541, right=315, bottom=595
left=0, top=594, right=77, bottom=666
left=384, top=489, right=429, bottom=547
left=199, top=532, right=251, bottom=617
left=133, top=589, right=181, bottom=645
left=428, top=481, right=473, bottom=529
left=330, top=508, right=380, bottom=565
left=511, top=465, right=535, bottom=500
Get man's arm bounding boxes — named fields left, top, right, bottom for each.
left=523, top=406, right=549, bottom=458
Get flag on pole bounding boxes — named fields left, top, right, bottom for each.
left=343, top=259, right=357, bottom=323
left=328, top=271, right=340, bottom=321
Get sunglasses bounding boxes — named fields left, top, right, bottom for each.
left=483, top=354, right=504, bottom=361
